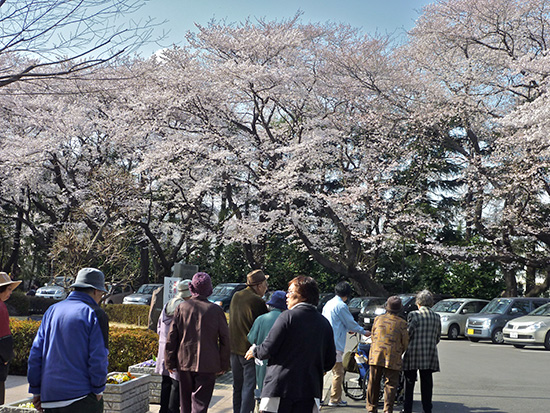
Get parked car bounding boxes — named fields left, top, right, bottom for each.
left=433, top=298, right=489, bottom=339
left=122, top=283, right=163, bottom=305
left=348, top=296, right=386, bottom=322
left=465, top=297, right=550, bottom=344
left=35, top=276, right=73, bottom=300
left=503, top=302, right=550, bottom=350
left=103, top=284, right=134, bottom=304
left=208, top=283, right=247, bottom=311
left=360, top=293, right=451, bottom=330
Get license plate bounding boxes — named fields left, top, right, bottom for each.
left=467, top=328, right=474, bottom=335
left=510, top=332, right=518, bottom=339
left=364, top=318, right=371, bottom=324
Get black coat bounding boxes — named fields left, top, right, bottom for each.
left=255, top=303, right=336, bottom=401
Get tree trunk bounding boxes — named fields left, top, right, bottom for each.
left=525, top=267, right=550, bottom=297
left=3, top=208, right=23, bottom=275
left=525, top=264, right=536, bottom=296
left=502, top=266, right=518, bottom=297
left=138, top=241, right=150, bottom=285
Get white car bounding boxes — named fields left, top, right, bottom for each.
left=35, top=277, right=70, bottom=300
left=503, top=302, right=550, bottom=350
left=433, top=298, right=489, bottom=339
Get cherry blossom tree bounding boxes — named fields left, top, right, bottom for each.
left=401, top=0, right=550, bottom=295
left=0, top=0, right=158, bottom=88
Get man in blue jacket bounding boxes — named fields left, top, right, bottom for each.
left=28, top=268, right=109, bottom=413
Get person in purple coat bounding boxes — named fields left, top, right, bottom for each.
left=155, top=279, right=192, bottom=413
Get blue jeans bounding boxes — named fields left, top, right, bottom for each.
left=231, top=353, right=256, bottom=413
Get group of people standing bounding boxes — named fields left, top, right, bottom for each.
left=156, top=268, right=338, bottom=413
left=6, top=263, right=439, bottom=413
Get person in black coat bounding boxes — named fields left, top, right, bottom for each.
left=245, top=276, right=336, bottom=413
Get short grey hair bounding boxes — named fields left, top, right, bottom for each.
left=416, top=290, right=434, bottom=307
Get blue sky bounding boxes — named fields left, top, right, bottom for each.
left=134, top=0, right=435, bottom=56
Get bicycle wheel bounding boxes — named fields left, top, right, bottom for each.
left=343, top=370, right=366, bottom=400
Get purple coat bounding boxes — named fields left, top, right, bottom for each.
left=155, top=306, right=179, bottom=380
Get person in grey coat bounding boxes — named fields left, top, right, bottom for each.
left=402, top=290, right=441, bottom=413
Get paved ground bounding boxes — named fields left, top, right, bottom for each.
left=4, top=371, right=338, bottom=412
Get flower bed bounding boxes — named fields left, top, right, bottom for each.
left=104, top=371, right=150, bottom=413
left=128, top=359, right=161, bottom=404
left=0, top=398, right=35, bottom=413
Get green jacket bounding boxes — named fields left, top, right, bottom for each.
left=247, top=309, right=283, bottom=391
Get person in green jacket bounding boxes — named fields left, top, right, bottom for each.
left=247, top=291, right=287, bottom=400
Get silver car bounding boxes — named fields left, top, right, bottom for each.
left=35, top=276, right=72, bottom=300
left=503, top=302, right=550, bottom=350
left=433, top=298, right=489, bottom=339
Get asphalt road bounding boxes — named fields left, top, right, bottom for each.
left=335, top=336, right=550, bottom=413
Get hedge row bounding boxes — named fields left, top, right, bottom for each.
left=6, top=291, right=58, bottom=316
left=7, top=290, right=151, bottom=327
left=9, top=319, right=159, bottom=375
left=103, top=303, right=150, bottom=327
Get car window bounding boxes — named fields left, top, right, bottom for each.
left=349, top=298, right=364, bottom=308
left=433, top=300, right=464, bottom=313
left=475, top=301, right=488, bottom=312
left=533, top=300, right=549, bottom=309
left=399, top=295, right=416, bottom=306
left=482, top=298, right=512, bottom=314
left=212, top=285, right=237, bottom=296
left=137, top=284, right=160, bottom=294
left=509, top=300, right=531, bottom=315
left=529, top=303, right=550, bottom=316
left=461, top=302, right=478, bottom=314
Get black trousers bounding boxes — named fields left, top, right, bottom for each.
left=160, top=375, right=180, bottom=413
left=403, top=369, right=434, bottom=413
left=44, top=393, right=103, bottom=413
left=261, top=398, right=315, bottom=413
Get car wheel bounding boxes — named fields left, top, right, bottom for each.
left=448, top=324, right=460, bottom=340
left=468, top=337, right=480, bottom=343
left=513, top=344, right=525, bottom=349
left=544, top=331, right=550, bottom=351
left=491, top=328, right=504, bottom=344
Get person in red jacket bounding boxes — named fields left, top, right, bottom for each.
left=0, top=272, right=21, bottom=405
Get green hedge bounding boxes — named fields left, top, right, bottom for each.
left=9, top=319, right=159, bottom=375
left=6, top=292, right=59, bottom=316
left=103, top=304, right=150, bottom=327
left=6, top=295, right=153, bottom=325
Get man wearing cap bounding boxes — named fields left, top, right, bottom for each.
left=247, top=290, right=287, bottom=400
left=229, top=269, right=269, bottom=413
left=28, top=268, right=109, bottom=413
left=155, top=279, right=192, bottom=413
left=366, top=296, right=409, bottom=413
left=322, top=281, right=370, bottom=407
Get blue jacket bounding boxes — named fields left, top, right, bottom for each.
left=322, top=295, right=366, bottom=352
left=27, top=291, right=109, bottom=401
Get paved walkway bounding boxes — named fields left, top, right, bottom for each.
left=4, top=371, right=365, bottom=412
